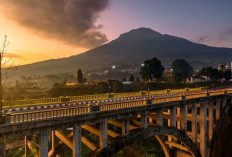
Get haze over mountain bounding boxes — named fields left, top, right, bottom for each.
left=12, top=28, right=232, bottom=78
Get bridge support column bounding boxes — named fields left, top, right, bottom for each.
left=25, top=136, right=27, bottom=157
left=169, top=106, right=176, bottom=142
left=156, top=109, right=163, bottom=127
left=180, top=105, right=187, bottom=132
left=222, top=98, right=227, bottom=109
left=0, top=135, right=6, bottom=157
left=141, top=111, right=148, bottom=128
left=192, top=103, right=198, bottom=144
left=200, top=102, right=207, bottom=157
left=170, top=106, right=177, bottom=127
left=99, top=118, right=108, bottom=149
left=216, top=99, right=221, bottom=120
left=73, top=123, right=81, bottom=157
left=39, top=127, right=49, bottom=157
left=122, top=119, right=130, bottom=135
left=177, top=107, right=181, bottom=129
left=208, top=101, right=214, bottom=140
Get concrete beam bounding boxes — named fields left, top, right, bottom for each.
left=108, top=120, right=138, bottom=130
left=164, top=141, right=189, bottom=152
left=82, top=125, right=119, bottom=138
left=50, top=130, right=97, bottom=156
left=55, top=131, right=73, bottom=150
left=155, top=135, right=170, bottom=157
left=81, top=137, right=97, bottom=151
left=82, top=125, right=100, bottom=137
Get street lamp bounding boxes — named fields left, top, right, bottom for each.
left=109, top=65, right=116, bottom=93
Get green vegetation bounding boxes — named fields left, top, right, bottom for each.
left=77, top=69, right=84, bottom=84
left=112, top=137, right=165, bottom=157
left=48, top=80, right=232, bottom=97
left=171, top=59, right=193, bottom=82
left=140, top=57, right=165, bottom=81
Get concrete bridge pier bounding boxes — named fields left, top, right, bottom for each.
left=200, top=102, right=207, bottom=157
left=222, top=98, right=227, bottom=109
left=73, top=123, right=81, bottom=157
left=0, top=136, right=6, bottom=157
left=192, top=103, right=198, bottom=144
left=25, top=136, right=28, bottom=157
left=216, top=99, right=221, bottom=120
left=168, top=106, right=177, bottom=142
left=170, top=106, right=177, bottom=127
left=122, top=119, right=130, bottom=135
left=208, top=101, right=214, bottom=140
left=39, top=127, right=49, bottom=157
left=141, top=111, right=148, bottom=128
left=99, top=118, right=108, bottom=149
left=180, top=104, right=187, bottom=132
left=156, top=109, right=164, bottom=126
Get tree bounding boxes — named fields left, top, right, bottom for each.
left=128, top=74, right=135, bottom=82
left=172, top=59, right=193, bottom=82
left=224, top=69, right=231, bottom=80
left=0, top=35, right=9, bottom=118
left=140, top=57, right=165, bottom=81
left=121, top=77, right=126, bottom=82
left=77, top=69, right=83, bottom=84
left=197, top=66, right=220, bottom=81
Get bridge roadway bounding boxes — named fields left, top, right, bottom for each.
left=2, top=87, right=225, bottom=114
left=1, top=87, right=210, bottom=114
left=7, top=88, right=222, bottom=115
left=0, top=87, right=231, bottom=157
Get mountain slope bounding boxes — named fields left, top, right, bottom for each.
left=13, top=27, right=232, bottom=78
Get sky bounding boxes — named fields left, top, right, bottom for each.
left=0, top=0, right=232, bottom=66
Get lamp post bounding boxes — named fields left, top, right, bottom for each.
left=109, top=65, right=116, bottom=93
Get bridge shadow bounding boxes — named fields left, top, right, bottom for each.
left=90, top=126, right=201, bottom=157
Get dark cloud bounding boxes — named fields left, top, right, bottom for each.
left=1, top=0, right=109, bottom=48
left=219, top=27, right=232, bottom=41
left=198, top=36, right=208, bottom=43
left=197, top=35, right=212, bottom=43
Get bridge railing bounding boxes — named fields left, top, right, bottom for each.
left=100, top=100, right=146, bottom=111
left=6, top=106, right=89, bottom=124
left=5, top=89, right=230, bottom=124
left=2, top=87, right=206, bottom=109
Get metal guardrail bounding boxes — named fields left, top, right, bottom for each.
left=2, top=87, right=205, bottom=109
left=6, top=89, right=229, bottom=124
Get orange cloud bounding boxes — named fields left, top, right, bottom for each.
left=0, top=0, right=109, bottom=48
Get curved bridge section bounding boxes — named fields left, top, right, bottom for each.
left=91, top=126, right=201, bottom=157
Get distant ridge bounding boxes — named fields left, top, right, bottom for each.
left=13, top=27, right=232, bottom=78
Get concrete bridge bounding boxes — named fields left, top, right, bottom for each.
left=0, top=87, right=231, bottom=157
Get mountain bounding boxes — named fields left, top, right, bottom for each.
left=12, top=27, right=232, bottom=79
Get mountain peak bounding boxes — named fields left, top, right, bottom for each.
left=119, top=27, right=163, bottom=39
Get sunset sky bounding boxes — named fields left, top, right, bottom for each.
left=0, top=0, right=232, bottom=66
